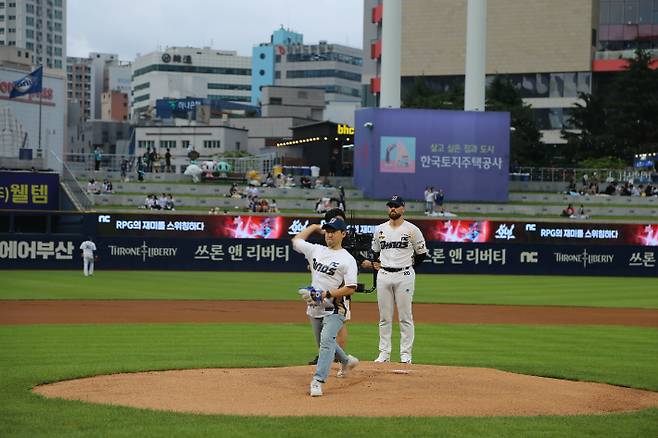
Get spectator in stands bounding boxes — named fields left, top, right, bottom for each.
left=165, top=149, right=172, bottom=173
left=246, top=184, right=259, bottom=200
left=165, top=194, right=176, bottom=210
left=338, top=186, right=346, bottom=211
left=102, top=179, right=113, bottom=194
left=424, top=186, right=434, bottom=215
left=315, top=197, right=333, bottom=214
left=645, top=184, right=656, bottom=197
left=604, top=182, right=616, bottom=195
left=632, top=185, right=642, bottom=197
left=433, top=189, right=445, bottom=216
left=275, top=172, right=286, bottom=188
left=149, top=148, right=157, bottom=173
left=93, top=146, right=103, bottom=172
left=120, top=157, right=128, bottom=181
left=300, top=175, right=313, bottom=189
left=158, top=193, right=168, bottom=210
left=577, top=204, right=589, bottom=219
left=270, top=199, right=278, bottom=213
left=258, top=198, right=270, bottom=213
left=228, top=182, right=239, bottom=198
left=561, top=203, right=575, bottom=217
left=263, top=172, right=275, bottom=187
left=87, top=179, right=101, bottom=195
left=566, top=178, right=577, bottom=195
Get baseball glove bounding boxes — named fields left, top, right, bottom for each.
left=297, top=287, right=314, bottom=304
left=298, top=286, right=323, bottom=305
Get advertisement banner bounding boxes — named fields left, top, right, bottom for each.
left=1, top=235, right=656, bottom=276
left=0, top=171, right=59, bottom=210
left=94, top=213, right=658, bottom=247
left=354, top=108, right=510, bottom=202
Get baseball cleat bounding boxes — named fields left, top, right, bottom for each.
left=400, top=354, right=412, bottom=364
left=309, top=379, right=323, bottom=397
left=374, top=353, right=390, bottom=363
left=337, top=355, right=359, bottom=378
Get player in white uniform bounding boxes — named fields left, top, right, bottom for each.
left=306, top=208, right=351, bottom=366
left=79, top=237, right=97, bottom=277
left=371, top=195, right=428, bottom=364
left=292, top=217, right=360, bottom=397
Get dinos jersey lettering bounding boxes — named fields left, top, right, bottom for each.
left=292, top=239, right=358, bottom=318
left=372, top=220, right=427, bottom=267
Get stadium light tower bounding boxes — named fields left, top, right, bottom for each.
left=380, top=0, right=402, bottom=108
left=464, top=0, right=487, bottom=111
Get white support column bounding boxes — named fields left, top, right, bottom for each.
left=380, top=0, right=402, bottom=108
left=464, top=0, right=487, bottom=111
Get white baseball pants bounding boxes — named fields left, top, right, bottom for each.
left=376, top=268, right=415, bottom=359
left=83, top=257, right=94, bottom=276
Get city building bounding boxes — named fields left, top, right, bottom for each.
left=66, top=53, right=131, bottom=123
left=362, top=0, right=658, bottom=146
left=67, top=118, right=132, bottom=158
left=1, top=0, right=66, bottom=69
left=260, top=85, right=324, bottom=120
left=101, top=90, right=128, bottom=121
left=251, top=27, right=363, bottom=107
left=0, top=46, right=65, bottom=170
left=131, top=47, right=252, bottom=118
left=66, top=56, right=91, bottom=121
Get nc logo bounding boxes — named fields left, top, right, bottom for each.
left=520, top=251, right=539, bottom=263
left=98, top=215, right=111, bottom=223
left=525, top=223, right=537, bottom=231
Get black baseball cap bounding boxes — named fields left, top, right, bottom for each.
left=322, top=217, right=347, bottom=231
left=386, top=195, right=405, bottom=207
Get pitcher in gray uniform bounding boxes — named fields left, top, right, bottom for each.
left=371, top=196, right=428, bottom=364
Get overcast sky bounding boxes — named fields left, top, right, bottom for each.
left=67, top=0, right=364, bottom=61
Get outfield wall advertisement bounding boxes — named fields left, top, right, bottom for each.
left=1, top=236, right=656, bottom=276
left=94, top=213, right=658, bottom=247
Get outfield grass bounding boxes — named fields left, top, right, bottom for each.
left=0, top=323, right=657, bottom=437
left=3, top=270, right=658, bottom=308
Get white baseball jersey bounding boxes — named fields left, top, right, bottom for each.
left=79, top=240, right=96, bottom=258
left=372, top=220, right=427, bottom=268
left=292, top=239, right=358, bottom=319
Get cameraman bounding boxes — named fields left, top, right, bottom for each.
left=306, top=208, right=350, bottom=365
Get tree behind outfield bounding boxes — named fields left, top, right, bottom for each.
left=563, top=49, right=658, bottom=165
left=485, top=76, right=543, bottom=167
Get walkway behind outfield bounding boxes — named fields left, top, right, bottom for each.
left=75, top=171, right=658, bottom=221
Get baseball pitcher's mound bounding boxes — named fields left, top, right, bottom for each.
left=33, top=363, right=658, bottom=417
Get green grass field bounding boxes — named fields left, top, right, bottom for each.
left=3, top=270, right=658, bottom=308
left=1, top=271, right=658, bottom=437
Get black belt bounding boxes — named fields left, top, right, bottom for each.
left=381, top=266, right=410, bottom=272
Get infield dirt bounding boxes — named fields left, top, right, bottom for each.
left=14, top=299, right=658, bottom=417
left=34, top=363, right=658, bottom=417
